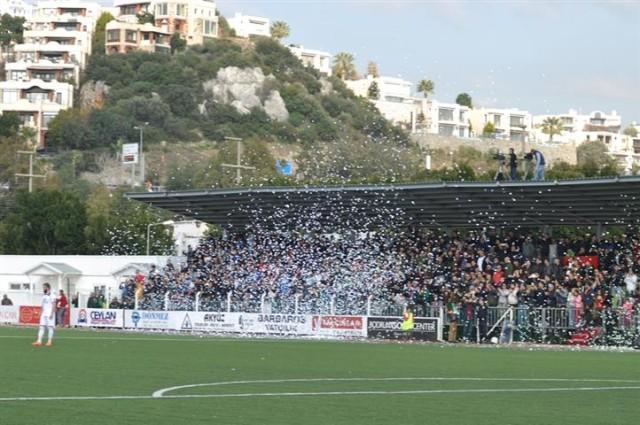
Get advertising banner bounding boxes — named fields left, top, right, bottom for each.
left=367, top=316, right=440, bottom=341
left=0, top=306, right=19, bottom=324
left=173, top=312, right=243, bottom=333
left=238, top=313, right=313, bottom=335
left=311, top=315, right=366, bottom=338
left=71, top=308, right=124, bottom=328
left=122, top=143, right=139, bottom=164
left=19, top=306, right=41, bottom=325
left=124, top=310, right=170, bottom=330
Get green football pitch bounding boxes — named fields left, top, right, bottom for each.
left=1, top=326, right=638, bottom=425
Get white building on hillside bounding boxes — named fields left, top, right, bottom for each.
left=0, top=0, right=32, bottom=18
left=469, top=107, right=532, bottom=142
left=227, top=12, right=270, bottom=38
left=114, top=0, right=152, bottom=21
left=289, top=45, right=332, bottom=76
left=532, top=109, right=622, bottom=145
left=114, top=0, right=219, bottom=44
left=105, top=20, right=171, bottom=54
left=346, top=74, right=417, bottom=126
left=417, top=99, right=470, bottom=138
left=0, top=1, right=99, bottom=148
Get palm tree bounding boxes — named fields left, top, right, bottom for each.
left=541, top=116, right=563, bottom=142
left=332, top=52, right=357, bottom=81
left=270, top=21, right=290, bottom=41
left=417, top=79, right=435, bottom=99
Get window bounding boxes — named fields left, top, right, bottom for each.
left=204, top=20, right=217, bottom=35
left=2, top=89, right=19, bottom=104
left=10, top=71, right=26, bottom=81
left=493, top=114, right=502, bottom=127
left=107, top=29, right=120, bottom=42
left=510, top=116, right=525, bottom=127
left=9, top=283, right=31, bottom=291
left=156, top=3, right=168, bottom=15
left=125, top=30, right=138, bottom=42
left=510, top=132, right=525, bottom=142
left=438, top=108, right=454, bottom=121
left=384, top=96, right=405, bottom=103
left=42, top=113, right=56, bottom=128
left=176, top=4, right=186, bottom=16
left=33, top=72, right=55, bottom=81
left=438, top=124, right=454, bottom=136
left=55, top=93, right=62, bottom=104
left=26, top=92, right=47, bottom=103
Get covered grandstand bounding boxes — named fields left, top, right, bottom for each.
left=126, top=176, right=640, bottom=229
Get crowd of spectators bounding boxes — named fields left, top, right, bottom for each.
left=121, top=229, right=640, bottom=340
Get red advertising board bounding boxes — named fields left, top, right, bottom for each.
left=312, top=315, right=363, bottom=330
left=19, top=306, right=41, bottom=325
left=311, top=315, right=366, bottom=338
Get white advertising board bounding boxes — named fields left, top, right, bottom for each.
left=173, top=311, right=243, bottom=332
left=71, top=308, right=124, bottom=328
left=238, top=313, right=313, bottom=335
left=0, top=305, right=19, bottom=324
left=122, top=143, right=139, bottom=164
left=125, top=310, right=170, bottom=330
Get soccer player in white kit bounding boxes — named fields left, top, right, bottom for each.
left=32, top=282, right=56, bottom=347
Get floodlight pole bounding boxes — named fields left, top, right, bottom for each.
left=221, top=137, right=256, bottom=185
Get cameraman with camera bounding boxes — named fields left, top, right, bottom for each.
left=508, top=148, right=518, bottom=180
left=493, top=152, right=506, bottom=181
left=530, top=148, right=546, bottom=181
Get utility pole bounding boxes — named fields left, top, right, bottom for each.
left=133, top=122, right=148, bottom=185
left=221, top=137, right=256, bottom=185
left=15, top=151, right=45, bottom=193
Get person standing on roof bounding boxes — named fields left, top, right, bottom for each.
left=531, top=149, right=546, bottom=181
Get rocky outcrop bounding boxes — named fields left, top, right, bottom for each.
left=79, top=81, right=109, bottom=112
left=200, top=67, right=289, bottom=122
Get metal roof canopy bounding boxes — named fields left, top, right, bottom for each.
left=126, top=177, right=640, bottom=230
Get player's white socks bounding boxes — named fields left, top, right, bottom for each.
left=37, top=326, right=45, bottom=343
left=47, top=326, right=54, bottom=342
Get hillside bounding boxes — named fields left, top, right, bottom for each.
left=47, top=37, right=418, bottom=189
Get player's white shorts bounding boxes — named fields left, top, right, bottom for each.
left=40, top=315, right=54, bottom=327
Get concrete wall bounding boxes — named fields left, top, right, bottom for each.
left=412, top=133, right=578, bottom=165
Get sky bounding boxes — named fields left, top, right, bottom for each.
left=95, top=0, right=640, bottom=123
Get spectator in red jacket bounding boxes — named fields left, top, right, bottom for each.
left=56, top=290, right=68, bottom=327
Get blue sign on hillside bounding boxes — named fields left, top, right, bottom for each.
left=275, top=160, right=293, bottom=176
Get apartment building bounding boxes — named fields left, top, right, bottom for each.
left=345, top=75, right=417, bottom=126
left=469, top=107, right=532, bottom=142
left=288, top=45, right=332, bottom=76
left=105, top=20, right=171, bottom=54
left=114, top=0, right=152, bottom=21
left=532, top=109, right=622, bottom=145
left=227, top=12, right=270, bottom=38
left=114, top=0, right=218, bottom=44
left=417, top=99, right=470, bottom=138
left=0, top=0, right=32, bottom=18
left=0, top=1, right=99, bottom=148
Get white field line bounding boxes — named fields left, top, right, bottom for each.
left=152, top=377, right=640, bottom=397
left=1, top=386, right=640, bottom=402
left=3, top=378, right=640, bottom=402
left=0, top=335, right=266, bottom=343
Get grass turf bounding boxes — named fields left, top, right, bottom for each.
left=0, top=326, right=638, bottom=425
